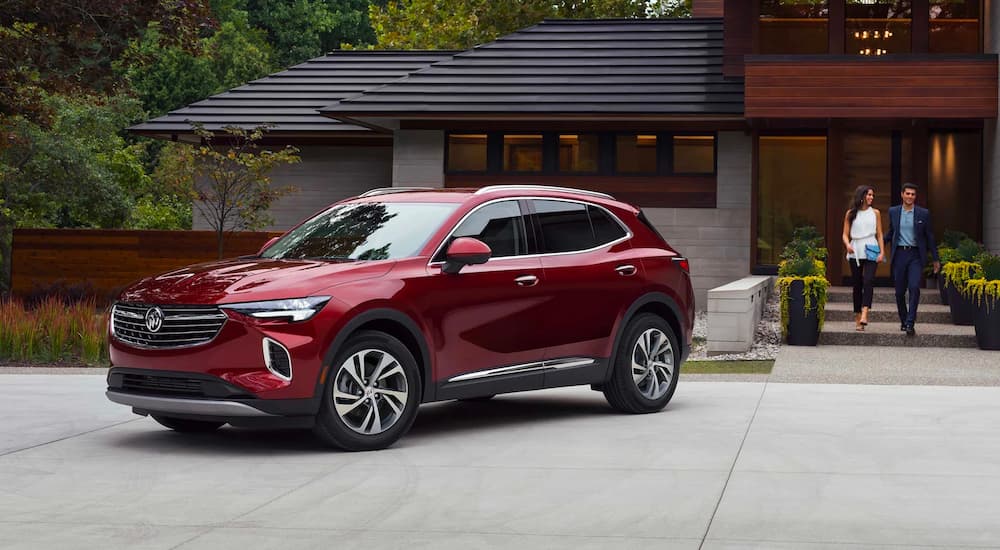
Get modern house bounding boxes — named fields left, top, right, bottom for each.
left=131, top=0, right=1000, bottom=306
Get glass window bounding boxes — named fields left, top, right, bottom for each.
left=759, top=0, right=829, bottom=54
left=847, top=0, right=911, bottom=56
left=756, top=136, right=827, bottom=266
left=558, top=134, right=600, bottom=173
left=929, top=131, right=982, bottom=243
left=262, top=202, right=459, bottom=262
left=672, top=135, right=715, bottom=174
left=442, top=201, right=526, bottom=259
left=930, top=1, right=980, bottom=53
left=447, top=134, right=487, bottom=172
left=534, top=200, right=597, bottom=253
left=588, top=205, right=627, bottom=244
left=616, top=134, right=657, bottom=174
left=503, top=134, right=543, bottom=172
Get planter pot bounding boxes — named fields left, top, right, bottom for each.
left=946, top=284, right=976, bottom=326
left=937, top=275, right=950, bottom=306
left=974, top=298, right=1000, bottom=350
left=785, top=279, right=821, bottom=346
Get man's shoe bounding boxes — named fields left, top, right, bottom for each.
left=900, top=323, right=907, bottom=331
left=905, top=324, right=916, bottom=336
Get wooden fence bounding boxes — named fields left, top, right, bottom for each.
left=11, top=229, right=282, bottom=300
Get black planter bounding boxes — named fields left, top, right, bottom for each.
left=974, top=298, right=1000, bottom=350
left=937, top=275, right=950, bottom=306
left=786, top=279, right=821, bottom=346
left=946, top=284, right=976, bottom=326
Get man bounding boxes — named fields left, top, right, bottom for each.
left=884, top=183, right=941, bottom=336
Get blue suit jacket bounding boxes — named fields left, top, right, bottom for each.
left=884, top=205, right=939, bottom=267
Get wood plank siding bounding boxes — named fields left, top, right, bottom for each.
left=444, top=175, right=717, bottom=208
left=722, top=0, right=752, bottom=77
left=745, top=56, right=999, bottom=119
left=693, top=0, right=723, bottom=17
left=11, top=229, right=281, bottom=299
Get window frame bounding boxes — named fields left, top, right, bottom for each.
left=526, top=198, right=633, bottom=256
left=670, top=132, right=719, bottom=176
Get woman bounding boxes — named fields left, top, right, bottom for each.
left=842, top=185, right=885, bottom=331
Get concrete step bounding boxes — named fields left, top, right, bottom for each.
left=819, top=321, right=977, bottom=348
left=824, top=302, right=953, bottom=324
left=827, top=286, right=942, bottom=305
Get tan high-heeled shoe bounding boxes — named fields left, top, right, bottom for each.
left=855, top=312, right=864, bottom=332
left=860, top=306, right=870, bottom=328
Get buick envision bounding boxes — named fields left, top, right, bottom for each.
left=106, top=185, right=694, bottom=451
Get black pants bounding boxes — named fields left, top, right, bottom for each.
left=849, top=259, right=877, bottom=313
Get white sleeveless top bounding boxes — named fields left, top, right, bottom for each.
left=847, top=207, right=878, bottom=261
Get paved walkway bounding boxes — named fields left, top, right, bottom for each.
left=2, top=370, right=1000, bottom=549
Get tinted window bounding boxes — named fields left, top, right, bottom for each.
left=589, top=205, right=627, bottom=244
left=262, top=202, right=458, bottom=261
left=534, top=200, right=596, bottom=253
left=441, top=201, right=526, bottom=260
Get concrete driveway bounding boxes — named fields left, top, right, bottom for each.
left=2, top=372, right=1000, bottom=549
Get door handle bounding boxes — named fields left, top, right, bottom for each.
left=515, top=275, right=539, bottom=287
left=615, top=264, right=637, bottom=277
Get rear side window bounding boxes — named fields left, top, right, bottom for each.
left=533, top=200, right=627, bottom=254
left=438, top=200, right=527, bottom=260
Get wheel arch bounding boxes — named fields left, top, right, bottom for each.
left=607, top=292, right=687, bottom=382
left=318, top=308, right=434, bottom=403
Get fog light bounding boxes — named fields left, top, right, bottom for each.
left=262, top=338, right=292, bottom=381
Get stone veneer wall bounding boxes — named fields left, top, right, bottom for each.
left=392, top=130, right=446, bottom=187
left=986, top=3, right=1000, bottom=252
left=194, top=145, right=393, bottom=231
left=644, top=131, right=752, bottom=309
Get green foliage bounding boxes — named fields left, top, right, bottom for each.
left=205, top=10, right=276, bottom=89
left=242, top=0, right=377, bottom=66
left=975, top=252, right=1000, bottom=281
left=775, top=225, right=829, bottom=335
left=776, top=276, right=829, bottom=336
left=942, top=230, right=971, bottom=249
left=0, top=296, right=108, bottom=366
left=938, top=246, right=959, bottom=264
left=370, top=0, right=647, bottom=49
left=159, top=124, right=300, bottom=257
left=963, top=253, right=1000, bottom=309
left=942, top=261, right=983, bottom=292
left=955, top=239, right=985, bottom=262
left=647, top=0, right=693, bottom=17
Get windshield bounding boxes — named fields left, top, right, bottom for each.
left=261, top=202, right=459, bottom=261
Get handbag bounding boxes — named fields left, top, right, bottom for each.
left=865, top=243, right=880, bottom=262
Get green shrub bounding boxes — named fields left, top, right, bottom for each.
left=942, top=230, right=971, bottom=249
left=0, top=297, right=108, bottom=366
left=976, top=252, right=1000, bottom=282
left=776, top=225, right=829, bottom=334
left=938, top=246, right=959, bottom=264
left=956, top=239, right=985, bottom=262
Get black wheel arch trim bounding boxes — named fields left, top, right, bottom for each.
left=318, top=307, right=434, bottom=403
left=607, top=292, right=688, bottom=383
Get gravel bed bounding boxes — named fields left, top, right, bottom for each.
left=687, top=287, right=781, bottom=362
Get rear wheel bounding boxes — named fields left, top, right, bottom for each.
left=603, top=313, right=679, bottom=414
left=313, top=331, right=421, bottom=451
left=152, top=415, right=225, bottom=432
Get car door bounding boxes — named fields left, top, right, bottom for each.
left=415, top=199, right=550, bottom=398
left=530, top=199, right=645, bottom=379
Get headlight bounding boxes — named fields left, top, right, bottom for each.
left=220, top=296, right=330, bottom=322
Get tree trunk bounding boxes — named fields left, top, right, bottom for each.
left=216, top=226, right=224, bottom=259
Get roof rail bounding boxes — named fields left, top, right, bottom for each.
left=473, top=185, right=615, bottom=200
left=359, top=187, right=434, bottom=198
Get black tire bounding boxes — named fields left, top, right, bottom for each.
left=603, top=313, right=680, bottom=414
left=152, top=415, right=225, bottom=433
left=313, top=330, right=421, bottom=451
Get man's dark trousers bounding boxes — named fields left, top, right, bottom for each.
left=893, top=247, right=922, bottom=326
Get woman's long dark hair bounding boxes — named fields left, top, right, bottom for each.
left=848, top=185, right=874, bottom=225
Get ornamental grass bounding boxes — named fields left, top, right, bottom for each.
left=0, top=296, right=108, bottom=366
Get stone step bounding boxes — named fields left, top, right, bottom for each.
left=824, top=302, right=953, bottom=324
left=827, top=286, right=942, bottom=305
left=819, top=321, right=977, bottom=348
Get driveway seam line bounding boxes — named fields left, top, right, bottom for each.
left=698, top=378, right=769, bottom=549
left=0, top=418, right=140, bottom=457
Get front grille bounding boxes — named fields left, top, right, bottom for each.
left=112, top=303, right=227, bottom=349
left=120, top=373, right=203, bottom=397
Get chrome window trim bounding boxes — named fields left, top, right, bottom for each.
left=428, top=196, right=633, bottom=267
left=447, top=357, right=596, bottom=383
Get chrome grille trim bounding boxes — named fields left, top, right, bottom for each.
left=112, top=303, right=227, bottom=349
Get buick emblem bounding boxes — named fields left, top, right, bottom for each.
left=145, top=307, right=164, bottom=333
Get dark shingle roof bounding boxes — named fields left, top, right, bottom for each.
left=320, top=19, right=743, bottom=118
left=129, top=51, right=456, bottom=137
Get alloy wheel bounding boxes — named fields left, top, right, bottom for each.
left=631, top=328, right=674, bottom=400
left=332, top=348, right=409, bottom=435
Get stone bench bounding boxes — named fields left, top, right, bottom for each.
left=707, top=276, right=774, bottom=355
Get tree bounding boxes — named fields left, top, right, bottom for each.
left=159, top=124, right=300, bottom=258
left=369, top=0, right=646, bottom=50
left=647, top=0, right=692, bottom=17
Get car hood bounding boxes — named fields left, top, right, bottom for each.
left=118, top=258, right=395, bottom=305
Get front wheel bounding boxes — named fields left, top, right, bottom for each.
left=313, top=331, right=421, bottom=451
left=603, top=313, right=680, bottom=414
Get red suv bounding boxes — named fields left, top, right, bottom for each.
left=106, top=186, right=694, bottom=451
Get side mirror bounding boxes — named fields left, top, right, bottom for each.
left=258, top=236, right=280, bottom=256
left=442, top=237, right=491, bottom=274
